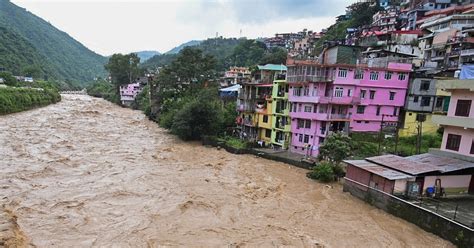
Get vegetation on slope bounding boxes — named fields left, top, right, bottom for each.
left=0, top=84, right=61, bottom=115
left=0, top=0, right=107, bottom=84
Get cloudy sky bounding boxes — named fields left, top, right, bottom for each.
left=11, top=0, right=355, bottom=56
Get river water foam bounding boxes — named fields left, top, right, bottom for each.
left=0, top=95, right=453, bottom=247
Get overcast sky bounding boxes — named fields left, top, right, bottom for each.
left=11, top=0, right=355, bottom=56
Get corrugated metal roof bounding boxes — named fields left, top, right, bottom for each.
left=406, top=153, right=474, bottom=173
left=257, top=64, right=287, bottom=71
left=345, top=160, right=415, bottom=180
left=366, top=155, right=440, bottom=175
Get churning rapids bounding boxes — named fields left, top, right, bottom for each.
left=0, top=95, right=453, bottom=247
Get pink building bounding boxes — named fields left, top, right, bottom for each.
left=433, top=78, right=474, bottom=157
left=120, top=82, right=142, bottom=106
left=287, top=59, right=412, bottom=157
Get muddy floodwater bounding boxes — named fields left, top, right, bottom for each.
left=0, top=95, right=453, bottom=247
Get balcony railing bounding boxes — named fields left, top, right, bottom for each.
left=461, top=49, right=474, bottom=56
left=287, top=75, right=334, bottom=83
left=328, top=113, right=350, bottom=120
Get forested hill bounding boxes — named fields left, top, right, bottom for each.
left=143, top=37, right=287, bottom=71
left=0, top=0, right=107, bottom=84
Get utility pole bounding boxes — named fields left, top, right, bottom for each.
left=378, top=114, right=385, bottom=155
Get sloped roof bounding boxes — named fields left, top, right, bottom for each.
left=366, top=155, right=440, bottom=175
left=345, top=160, right=414, bottom=180
left=406, top=153, right=474, bottom=173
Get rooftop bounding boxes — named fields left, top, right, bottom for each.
left=436, top=79, right=474, bottom=91
left=406, top=153, right=474, bottom=173
left=344, top=159, right=415, bottom=180
left=366, top=155, right=440, bottom=175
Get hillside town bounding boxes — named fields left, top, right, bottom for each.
left=2, top=0, right=474, bottom=246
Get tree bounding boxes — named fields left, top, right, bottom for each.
left=259, top=47, right=288, bottom=65
left=318, top=132, right=352, bottom=165
left=0, top=71, right=17, bottom=86
left=104, top=53, right=141, bottom=98
left=307, top=161, right=335, bottom=183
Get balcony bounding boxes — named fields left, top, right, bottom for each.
left=289, top=94, right=320, bottom=103
left=430, top=56, right=445, bottom=61
left=461, top=49, right=474, bottom=57
left=242, top=118, right=256, bottom=127
left=432, top=115, right=474, bottom=129
left=328, top=113, right=350, bottom=120
left=289, top=111, right=328, bottom=120
left=287, top=75, right=334, bottom=83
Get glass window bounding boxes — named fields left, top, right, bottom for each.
left=304, top=134, right=310, bottom=143
left=347, top=89, right=353, bottom=97
left=414, top=96, right=419, bottom=103
left=369, top=90, right=376, bottom=100
left=389, top=92, right=396, bottom=101
left=376, top=106, right=381, bottom=116
left=299, top=134, right=303, bottom=142
left=370, top=71, right=379, bottom=80
left=265, top=129, right=271, bottom=138
left=357, top=106, right=365, bottom=114
left=420, top=80, right=430, bottom=91
left=384, top=71, right=392, bottom=80
left=398, top=73, right=407, bottom=81
left=446, top=134, right=462, bottom=151
left=455, top=100, right=472, bottom=117
left=297, top=119, right=304, bottom=129
left=304, top=105, right=312, bottom=112
left=421, top=97, right=431, bottom=107
left=354, top=69, right=364, bottom=79
left=338, top=69, right=348, bottom=78
left=305, top=120, right=311, bottom=129
left=263, top=115, right=268, bottom=123
left=360, top=90, right=366, bottom=99
left=335, top=87, right=344, bottom=98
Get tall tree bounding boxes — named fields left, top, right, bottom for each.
left=104, top=53, right=141, bottom=99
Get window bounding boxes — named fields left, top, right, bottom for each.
left=435, top=97, right=443, bottom=108
left=357, top=106, right=365, bottom=114
left=334, top=87, right=343, bottom=97
left=304, top=105, right=312, bottom=112
left=303, top=86, right=310, bottom=96
left=338, top=69, right=348, bottom=78
left=393, top=107, right=398, bottom=116
left=354, top=69, right=364, bottom=79
left=294, top=87, right=302, bottom=96
left=446, top=134, right=462, bottom=151
left=293, top=103, right=297, bottom=112
left=471, top=140, right=474, bottom=155
left=298, top=134, right=303, bottom=142
left=414, top=96, right=419, bottom=103
left=455, top=100, right=472, bottom=117
left=421, top=97, right=431, bottom=107
left=313, top=104, right=318, bottom=113
left=319, top=105, right=327, bottom=113
left=357, top=121, right=362, bottom=123
left=347, top=89, right=353, bottom=97
left=389, top=92, right=395, bottom=101
left=376, top=106, right=381, bottom=116
left=312, top=86, right=318, bottom=96
left=263, top=115, right=268, bottom=123
left=298, top=104, right=302, bottom=112
left=370, top=71, right=379, bottom=81
left=304, top=135, right=310, bottom=143
left=398, top=73, right=407, bottom=81
left=420, top=80, right=430, bottom=91
left=297, top=119, right=304, bottom=129
left=265, top=129, right=271, bottom=138
left=384, top=71, right=392, bottom=80
left=360, top=90, right=366, bottom=99
left=369, top=90, right=376, bottom=100
left=305, top=120, right=311, bottom=129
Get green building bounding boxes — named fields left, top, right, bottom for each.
left=271, top=78, right=291, bottom=150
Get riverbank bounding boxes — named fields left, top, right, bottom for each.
left=0, top=95, right=453, bottom=246
left=0, top=86, right=61, bottom=115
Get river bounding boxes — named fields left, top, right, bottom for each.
left=0, top=95, right=453, bottom=247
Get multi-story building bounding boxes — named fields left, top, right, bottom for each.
left=271, top=76, right=291, bottom=150
left=119, top=76, right=148, bottom=106
left=237, top=64, right=286, bottom=144
left=399, top=73, right=451, bottom=136
left=372, top=6, right=400, bottom=33
left=220, top=67, right=251, bottom=87
left=286, top=51, right=412, bottom=157
left=432, top=70, right=474, bottom=157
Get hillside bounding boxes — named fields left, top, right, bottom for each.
left=0, top=26, right=57, bottom=78
left=144, top=37, right=287, bottom=71
left=0, top=0, right=107, bottom=84
left=165, top=40, right=202, bottom=54
left=135, top=51, right=160, bottom=62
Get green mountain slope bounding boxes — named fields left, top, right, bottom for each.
left=0, top=26, right=56, bottom=78
left=134, top=51, right=160, bottom=62
left=165, top=40, right=202, bottom=54
left=0, top=0, right=107, bottom=83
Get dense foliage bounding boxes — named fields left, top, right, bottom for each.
left=105, top=53, right=141, bottom=89
left=307, top=161, right=336, bottom=183
left=318, top=133, right=352, bottom=165
left=0, top=85, right=61, bottom=115
left=86, top=79, right=119, bottom=103
left=143, top=38, right=288, bottom=71
left=0, top=1, right=107, bottom=85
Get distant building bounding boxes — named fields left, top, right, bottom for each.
left=119, top=77, right=148, bottom=106
left=220, top=67, right=251, bottom=87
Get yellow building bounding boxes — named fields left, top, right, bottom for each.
left=257, top=98, right=273, bottom=143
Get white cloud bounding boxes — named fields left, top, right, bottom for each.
left=11, top=0, right=354, bottom=55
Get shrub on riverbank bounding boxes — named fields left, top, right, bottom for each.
left=0, top=86, right=61, bottom=115
left=86, top=79, right=120, bottom=104
left=307, top=161, right=336, bottom=183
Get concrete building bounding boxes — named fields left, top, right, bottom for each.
left=271, top=77, right=291, bottom=150
left=432, top=76, right=474, bottom=157
left=119, top=77, right=148, bottom=106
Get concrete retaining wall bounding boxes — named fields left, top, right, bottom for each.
left=343, top=178, right=474, bottom=247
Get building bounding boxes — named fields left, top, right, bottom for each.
left=119, top=77, right=148, bottom=106
left=271, top=76, right=290, bottom=150
left=399, top=73, right=451, bottom=136
left=237, top=64, right=286, bottom=144
left=220, top=67, right=251, bottom=87
left=286, top=46, right=412, bottom=157
left=432, top=70, right=474, bottom=157
left=346, top=154, right=474, bottom=196
left=372, top=7, right=400, bottom=33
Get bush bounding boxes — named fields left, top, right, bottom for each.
left=307, top=161, right=336, bottom=183
left=0, top=86, right=60, bottom=115
left=171, top=99, right=222, bottom=140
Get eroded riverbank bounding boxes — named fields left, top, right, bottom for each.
left=0, top=95, right=453, bottom=247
